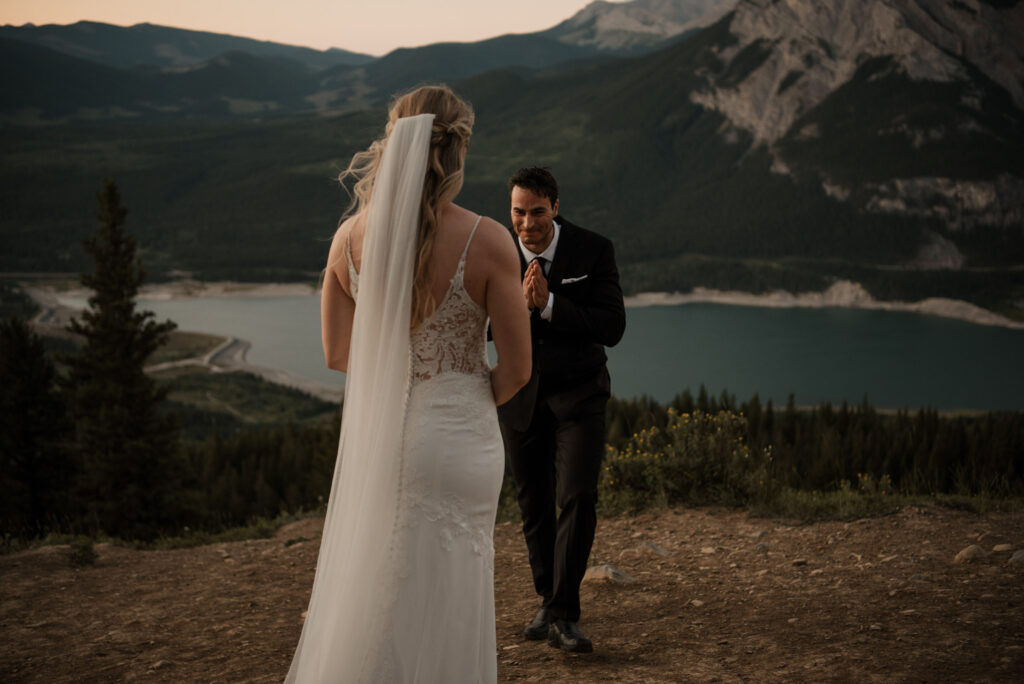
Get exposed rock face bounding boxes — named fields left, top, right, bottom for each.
left=862, top=175, right=1024, bottom=232
left=910, top=231, right=965, bottom=270
left=548, top=0, right=737, bottom=51
left=692, top=0, right=1024, bottom=144
left=688, top=0, right=1024, bottom=246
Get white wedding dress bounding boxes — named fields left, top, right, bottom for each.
left=352, top=216, right=503, bottom=680
left=286, top=210, right=503, bottom=682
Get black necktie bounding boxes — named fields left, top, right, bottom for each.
left=534, top=256, right=549, bottom=276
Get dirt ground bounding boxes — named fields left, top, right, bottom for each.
left=2, top=505, right=1022, bottom=683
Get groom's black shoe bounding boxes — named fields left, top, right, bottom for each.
left=523, top=607, right=550, bottom=640
left=547, top=619, right=593, bottom=653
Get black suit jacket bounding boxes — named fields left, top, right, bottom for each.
left=498, top=217, right=626, bottom=430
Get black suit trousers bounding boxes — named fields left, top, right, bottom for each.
left=505, top=378, right=608, bottom=623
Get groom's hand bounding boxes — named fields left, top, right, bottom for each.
left=524, top=260, right=549, bottom=310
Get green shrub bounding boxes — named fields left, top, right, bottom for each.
left=68, top=536, right=97, bottom=567
left=599, top=409, right=767, bottom=514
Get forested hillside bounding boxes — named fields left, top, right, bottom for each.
left=2, top=0, right=1022, bottom=318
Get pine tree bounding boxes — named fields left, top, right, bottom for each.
left=0, top=317, right=73, bottom=537
left=62, top=179, right=180, bottom=540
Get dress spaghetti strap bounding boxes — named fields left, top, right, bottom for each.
left=458, top=215, right=483, bottom=265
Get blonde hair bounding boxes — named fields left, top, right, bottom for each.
left=340, top=84, right=474, bottom=328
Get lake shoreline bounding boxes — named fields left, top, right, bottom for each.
left=47, top=277, right=1022, bottom=330
left=23, top=283, right=344, bottom=403
left=624, top=280, right=1024, bottom=330
left=26, top=281, right=1023, bottom=411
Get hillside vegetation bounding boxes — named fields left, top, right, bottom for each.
left=1, top=2, right=1022, bottom=317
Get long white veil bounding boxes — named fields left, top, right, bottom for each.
left=286, top=113, right=434, bottom=683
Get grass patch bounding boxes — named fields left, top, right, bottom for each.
left=68, top=536, right=98, bottom=567
left=157, top=367, right=337, bottom=429
left=148, top=330, right=225, bottom=365
left=125, top=508, right=323, bottom=550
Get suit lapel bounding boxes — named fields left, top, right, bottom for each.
left=547, top=221, right=574, bottom=290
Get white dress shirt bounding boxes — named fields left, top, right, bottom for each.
left=518, top=220, right=560, bottom=320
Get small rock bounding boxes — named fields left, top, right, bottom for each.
left=755, top=543, right=769, bottom=553
left=792, top=558, right=808, bottom=566
left=691, top=599, right=705, bottom=607
left=752, top=530, right=769, bottom=539
left=583, top=564, right=637, bottom=585
left=869, top=624, right=883, bottom=631
left=701, top=546, right=716, bottom=555
left=755, top=569, right=769, bottom=576
left=1008, top=550, right=1024, bottom=566
left=992, top=544, right=1013, bottom=553
left=954, top=545, right=988, bottom=563
left=809, top=569, right=824, bottom=576
left=642, top=541, right=670, bottom=558
left=787, top=617, right=798, bottom=624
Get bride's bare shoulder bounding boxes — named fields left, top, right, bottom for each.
left=328, top=215, right=364, bottom=261
left=472, top=215, right=515, bottom=254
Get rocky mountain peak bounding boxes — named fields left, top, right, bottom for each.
left=692, top=0, right=1024, bottom=144
left=549, top=0, right=737, bottom=51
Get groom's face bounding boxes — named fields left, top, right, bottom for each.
left=511, top=186, right=559, bottom=254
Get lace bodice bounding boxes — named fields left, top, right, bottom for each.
left=347, top=216, right=490, bottom=384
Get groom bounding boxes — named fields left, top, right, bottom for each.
left=499, top=167, right=626, bottom=653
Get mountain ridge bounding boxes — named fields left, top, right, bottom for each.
left=545, top=0, right=738, bottom=51
left=0, top=20, right=373, bottom=70
left=1, top=0, right=1021, bottom=317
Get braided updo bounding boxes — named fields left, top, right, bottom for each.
left=340, top=85, right=475, bottom=328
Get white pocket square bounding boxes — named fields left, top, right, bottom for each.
left=561, top=275, right=588, bottom=284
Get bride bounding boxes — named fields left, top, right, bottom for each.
left=285, top=86, right=531, bottom=682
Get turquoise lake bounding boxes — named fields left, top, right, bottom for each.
left=59, top=294, right=1024, bottom=410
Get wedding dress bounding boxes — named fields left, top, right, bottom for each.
left=285, top=114, right=503, bottom=683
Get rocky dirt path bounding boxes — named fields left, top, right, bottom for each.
left=2, top=506, right=1022, bottom=682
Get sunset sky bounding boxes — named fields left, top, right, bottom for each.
left=0, top=0, right=611, bottom=56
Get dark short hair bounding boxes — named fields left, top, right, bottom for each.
left=508, top=167, right=558, bottom=205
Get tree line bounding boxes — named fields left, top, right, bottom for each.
left=606, top=388, right=1024, bottom=498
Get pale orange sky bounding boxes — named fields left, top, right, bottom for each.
left=0, top=0, right=613, bottom=56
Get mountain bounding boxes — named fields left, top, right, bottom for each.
left=688, top=0, right=1024, bottom=235
left=0, top=21, right=372, bottom=70
left=0, top=24, right=603, bottom=121
left=0, top=36, right=319, bottom=120
left=1, top=0, right=1022, bottom=318
left=544, top=0, right=738, bottom=52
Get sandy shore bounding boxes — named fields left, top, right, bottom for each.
left=54, top=280, right=319, bottom=301
left=624, top=280, right=1024, bottom=330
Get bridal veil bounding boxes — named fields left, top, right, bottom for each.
left=285, top=113, right=434, bottom=683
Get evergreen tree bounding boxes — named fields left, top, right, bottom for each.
left=0, top=318, right=73, bottom=537
left=62, top=179, right=180, bottom=541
